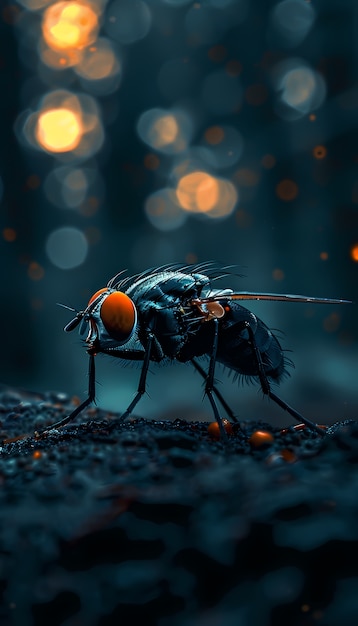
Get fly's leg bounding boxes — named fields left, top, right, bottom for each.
left=191, top=358, right=238, bottom=423
left=39, top=353, right=96, bottom=433
left=244, top=321, right=325, bottom=435
left=204, top=319, right=229, bottom=440
left=113, top=331, right=154, bottom=425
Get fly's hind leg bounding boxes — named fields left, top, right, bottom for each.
left=244, top=321, right=325, bottom=435
left=191, top=358, right=238, bottom=423
left=203, top=319, right=230, bottom=440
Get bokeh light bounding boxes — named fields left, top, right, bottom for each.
left=273, top=59, right=326, bottom=119
left=201, top=124, right=244, bottom=169
left=137, top=108, right=192, bottom=154
left=144, top=188, right=188, bottom=231
left=20, top=90, right=104, bottom=159
left=42, top=1, right=99, bottom=51
left=45, top=226, right=88, bottom=269
left=74, top=38, right=121, bottom=95
left=105, top=0, right=151, bottom=44
left=44, top=166, right=89, bottom=208
left=16, top=0, right=52, bottom=11
left=350, top=244, right=358, bottom=262
left=162, top=0, right=192, bottom=5
left=175, top=171, right=238, bottom=218
left=36, top=107, right=82, bottom=152
left=270, top=0, right=315, bottom=48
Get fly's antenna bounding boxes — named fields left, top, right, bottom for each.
left=196, top=293, right=352, bottom=305
left=56, top=302, right=78, bottom=313
left=57, top=303, right=85, bottom=332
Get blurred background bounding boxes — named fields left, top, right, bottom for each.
left=0, top=0, right=357, bottom=426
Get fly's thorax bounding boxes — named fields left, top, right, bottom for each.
left=126, top=270, right=210, bottom=304
left=79, top=288, right=138, bottom=348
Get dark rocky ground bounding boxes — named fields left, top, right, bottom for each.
left=0, top=385, right=358, bottom=626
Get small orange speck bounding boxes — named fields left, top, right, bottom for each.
left=144, top=153, right=160, bottom=170
left=245, top=83, right=268, bottom=106
left=225, top=60, right=242, bottom=77
left=320, top=251, right=329, bottom=261
left=272, top=268, right=285, bottom=281
left=323, top=312, right=340, bottom=333
left=185, top=252, right=198, bottom=264
left=301, top=604, right=310, bottom=613
left=350, top=244, right=358, bottom=261
left=204, top=126, right=225, bottom=145
left=3, top=228, right=17, bottom=242
left=26, top=175, right=41, bottom=190
left=313, top=145, right=327, bottom=160
left=207, top=45, right=227, bottom=63
left=276, top=179, right=298, bottom=202
left=208, top=419, right=233, bottom=438
left=28, top=262, right=44, bottom=281
left=249, top=430, right=274, bottom=448
left=309, top=114, right=316, bottom=121
left=262, top=154, right=276, bottom=169
left=33, top=450, right=42, bottom=460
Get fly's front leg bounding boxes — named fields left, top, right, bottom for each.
left=244, top=321, right=325, bottom=435
left=112, top=331, right=155, bottom=426
left=38, top=353, right=96, bottom=434
left=204, top=319, right=229, bottom=440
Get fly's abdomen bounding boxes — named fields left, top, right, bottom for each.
left=216, top=304, right=286, bottom=382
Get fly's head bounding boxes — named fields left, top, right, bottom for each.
left=64, top=288, right=137, bottom=353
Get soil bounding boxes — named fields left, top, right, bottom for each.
left=0, top=385, right=357, bottom=626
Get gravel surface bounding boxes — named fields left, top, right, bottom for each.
left=0, top=385, right=357, bottom=626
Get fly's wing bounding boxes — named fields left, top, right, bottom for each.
left=194, top=292, right=351, bottom=305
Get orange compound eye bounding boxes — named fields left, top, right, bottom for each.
left=100, top=291, right=136, bottom=342
left=88, top=288, right=108, bottom=306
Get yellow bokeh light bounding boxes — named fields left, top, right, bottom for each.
left=36, top=108, right=82, bottom=152
left=42, top=1, right=99, bottom=52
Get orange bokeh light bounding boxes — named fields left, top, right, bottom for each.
left=36, top=108, right=82, bottom=152
left=175, top=171, right=238, bottom=218
left=176, top=172, right=219, bottom=213
left=42, top=1, right=99, bottom=52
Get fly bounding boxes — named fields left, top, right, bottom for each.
left=47, top=263, right=350, bottom=438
